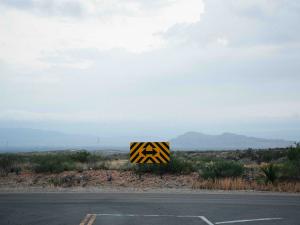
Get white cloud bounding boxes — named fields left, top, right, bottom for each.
left=0, top=0, right=299, bottom=139
left=0, top=0, right=204, bottom=68
left=216, top=37, right=229, bottom=46
left=163, top=0, right=300, bottom=48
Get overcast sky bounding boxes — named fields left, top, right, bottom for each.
left=0, top=0, right=299, bottom=140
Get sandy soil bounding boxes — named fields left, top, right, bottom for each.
left=1, top=170, right=299, bottom=194
left=0, top=170, right=198, bottom=190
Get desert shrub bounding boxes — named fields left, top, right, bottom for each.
left=259, top=151, right=274, bottom=162
left=32, top=154, right=76, bottom=173
left=120, top=161, right=135, bottom=171
left=239, top=148, right=257, bottom=161
left=75, top=164, right=84, bottom=173
left=0, top=154, right=20, bottom=176
left=195, top=156, right=218, bottom=163
left=87, top=153, right=104, bottom=162
left=10, top=166, right=22, bottom=175
left=165, top=156, right=194, bottom=174
left=86, top=153, right=106, bottom=169
left=48, top=177, right=62, bottom=186
left=134, top=155, right=194, bottom=175
left=279, top=144, right=300, bottom=180
left=261, top=164, right=278, bottom=184
left=70, top=151, right=91, bottom=163
left=48, top=174, right=90, bottom=187
left=287, top=144, right=300, bottom=161
left=239, top=148, right=287, bottom=163
left=279, top=163, right=300, bottom=180
left=201, top=160, right=244, bottom=180
left=92, top=161, right=109, bottom=170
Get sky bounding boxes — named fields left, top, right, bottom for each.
left=0, top=0, right=300, bottom=140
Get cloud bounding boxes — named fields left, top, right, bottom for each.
left=0, top=0, right=299, bottom=139
left=0, top=0, right=204, bottom=19
left=163, top=0, right=300, bottom=47
left=0, top=0, right=204, bottom=68
left=0, top=0, right=92, bottom=17
left=0, top=0, right=34, bottom=9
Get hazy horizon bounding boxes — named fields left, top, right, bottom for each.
left=1, top=0, right=299, bottom=141
left=0, top=127, right=295, bottom=152
left=0, top=126, right=298, bottom=140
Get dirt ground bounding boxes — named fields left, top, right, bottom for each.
left=0, top=170, right=198, bottom=190
left=1, top=170, right=300, bottom=193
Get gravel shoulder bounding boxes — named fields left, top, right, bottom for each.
left=1, top=170, right=299, bottom=195
left=1, top=186, right=300, bottom=196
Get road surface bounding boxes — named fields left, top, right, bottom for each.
left=0, top=192, right=299, bottom=225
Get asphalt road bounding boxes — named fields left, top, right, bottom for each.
left=0, top=192, right=299, bottom=225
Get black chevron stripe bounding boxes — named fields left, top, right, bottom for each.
left=155, top=156, right=163, bottom=163
left=155, top=142, right=170, bottom=159
left=130, top=152, right=141, bottom=163
left=130, top=142, right=143, bottom=157
left=159, top=152, right=169, bottom=162
left=162, top=142, right=169, bottom=150
left=137, top=156, right=144, bottom=163
left=130, top=142, right=137, bottom=149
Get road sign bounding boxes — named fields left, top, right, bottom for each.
left=130, top=142, right=170, bottom=163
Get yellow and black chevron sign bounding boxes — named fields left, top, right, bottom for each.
left=130, top=142, right=170, bottom=163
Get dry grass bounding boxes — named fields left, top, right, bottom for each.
left=106, top=159, right=128, bottom=170
left=192, top=178, right=300, bottom=192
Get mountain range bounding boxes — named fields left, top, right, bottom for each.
left=170, top=131, right=294, bottom=150
left=0, top=128, right=99, bottom=151
left=0, top=128, right=294, bottom=151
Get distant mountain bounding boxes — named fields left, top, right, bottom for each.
left=0, top=128, right=99, bottom=151
left=0, top=128, right=295, bottom=152
left=170, top=131, right=294, bottom=150
left=0, top=128, right=160, bottom=152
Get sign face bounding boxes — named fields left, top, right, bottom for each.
left=130, top=142, right=170, bottom=163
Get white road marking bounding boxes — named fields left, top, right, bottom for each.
left=96, top=213, right=200, bottom=218
left=86, top=213, right=284, bottom=225
left=79, top=214, right=97, bottom=225
left=199, top=216, right=215, bottom=225
left=215, top=217, right=283, bottom=224
left=79, top=214, right=91, bottom=225
left=87, top=214, right=96, bottom=225
left=96, top=214, right=215, bottom=224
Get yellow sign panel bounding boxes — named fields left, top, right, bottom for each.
left=130, top=142, right=170, bottom=163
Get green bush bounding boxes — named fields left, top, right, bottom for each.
left=33, top=154, right=76, bottom=173
left=239, top=149, right=287, bottom=163
left=261, top=163, right=277, bottom=184
left=287, top=145, right=300, bottom=161
left=201, top=160, right=244, bottom=180
left=92, top=161, right=109, bottom=170
left=86, top=153, right=105, bottom=169
left=48, top=177, right=62, bottom=186
left=279, top=162, right=300, bottom=180
left=70, top=151, right=91, bottom=163
left=165, top=156, right=194, bottom=174
left=260, top=150, right=286, bottom=162
left=120, top=161, right=135, bottom=171
left=134, top=155, right=194, bottom=175
left=0, top=154, right=20, bottom=176
left=279, top=144, right=300, bottom=180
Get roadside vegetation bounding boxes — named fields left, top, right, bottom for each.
left=0, top=144, right=299, bottom=192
